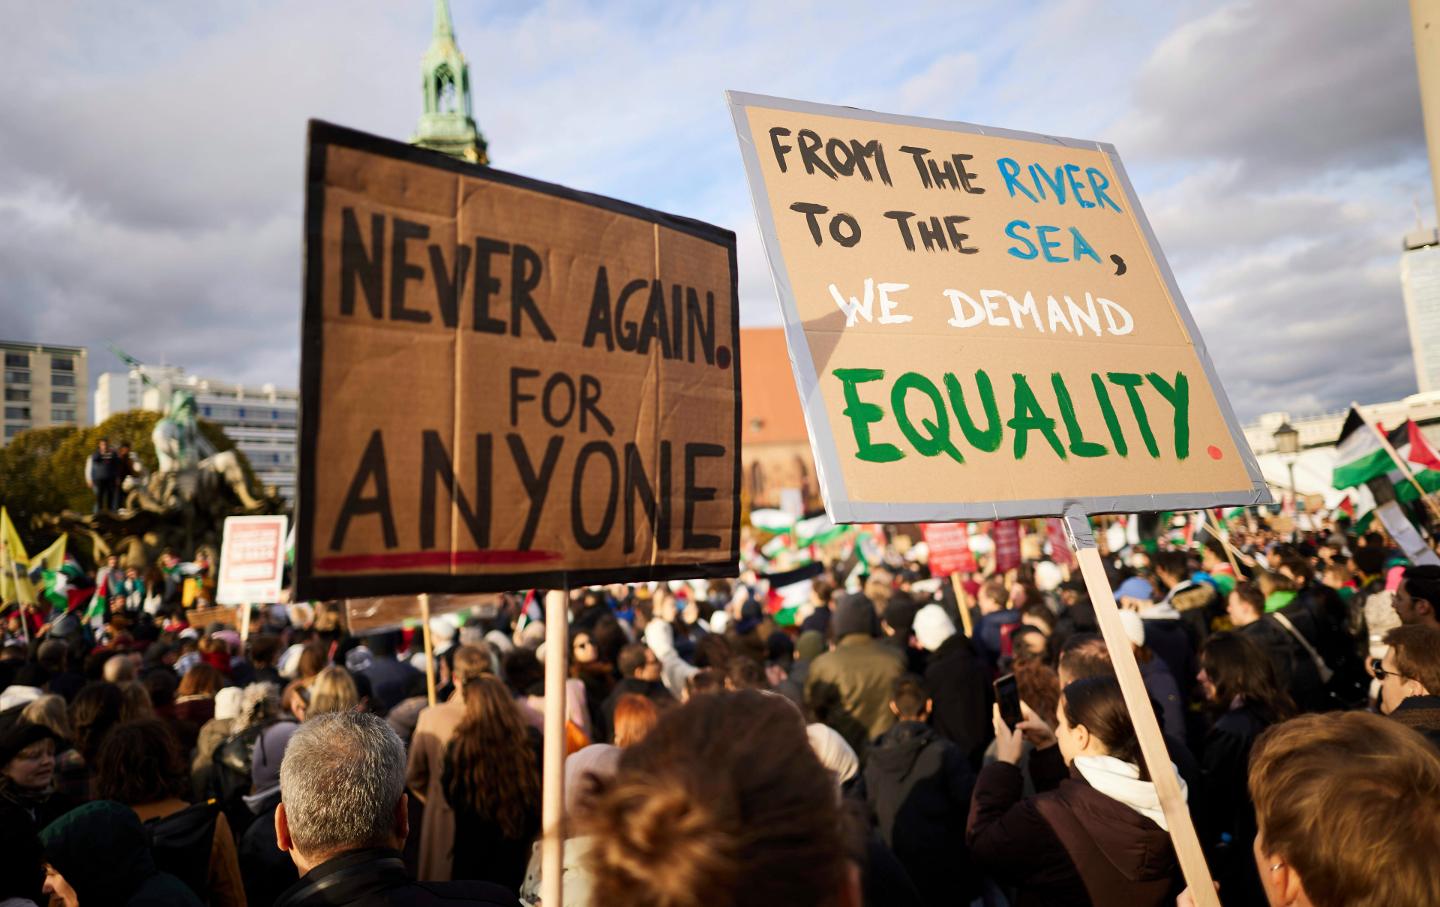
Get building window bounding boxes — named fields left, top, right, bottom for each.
left=51, top=373, right=75, bottom=388
left=202, top=406, right=212, bottom=417
left=3, top=424, right=23, bottom=439
left=4, top=370, right=29, bottom=384
left=51, top=390, right=74, bottom=404
left=3, top=352, right=28, bottom=368
left=50, top=356, right=74, bottom=372
left=52, top=407, right=76, bottom=423
left=4, top=388, right=28, bottom=402
left=237, top=408, right=246, bottom=419
left=4, top=406, right=30, bottom=420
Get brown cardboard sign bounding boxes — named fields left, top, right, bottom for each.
left=297, top=122, right=740, bottom=600
left=727, top=93, right=1269, bottom=523
left=343, top=593, right=499, bottom=635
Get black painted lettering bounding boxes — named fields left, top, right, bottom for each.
left=768, top=127, right=793, bottom=173
left=571, top=440, right=619, bottom=551
left=797, top=129, right=836, bottom=178
left=582, top=265, right=615, bottom=351
left=883, top=211, right=917, bottom=251
left=615, top=278, right=649, bottom=352
left=428, top=243, right=470, bottom=329
left=623, top=441, right=671, bottom=554
left=829, top=213, right=862, bottom=248
left=507, top=433, right=563, bottom=550
left=472, top=236, right=508, bottom=334
left=389, top=218, right=431, bottom=323
left=579, top=374, right=615, bottom=436
left=340, top=209, right=384, bottom=318
left=509, top=243, right=553, bottom=341
left=683, top=442, right=724, bottom=550
left=509, top=367, right=539, bottom=427
left=685, top=288, right=716, bottom=365
left=790, top=201, right=828, bottom=246
left=542, top=372, right=576, bottom=428
left=330, top=430, right=396, bottom=550
left=419, top=430, right=492, bottom=550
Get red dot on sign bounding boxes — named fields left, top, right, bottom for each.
left=1207, top=445, right=1223, bottom=460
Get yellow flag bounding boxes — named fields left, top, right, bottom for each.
left=0, top=507, right=36, bottom=604
left=29, top=533, right=66, bottom=575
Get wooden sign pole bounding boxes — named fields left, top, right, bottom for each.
left=1063, top=504, right=1219, bottom=907
left=949, top=573, right=975, bottom=639
left=419, top=593, right=436, bottom=708
left=240, top=603, right=252, bottom=645
left=541, top=584, right=570, bottom=907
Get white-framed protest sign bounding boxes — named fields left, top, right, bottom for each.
left=216, top=514, right=288, bottom=605
left=726, top=92, right=1269, bottom=524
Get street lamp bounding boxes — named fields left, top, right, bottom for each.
left=1273, top=421, right=1300, bottom=512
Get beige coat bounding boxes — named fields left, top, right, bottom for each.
left=406, top=692, right=468, bottom=881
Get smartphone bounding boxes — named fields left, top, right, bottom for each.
left=994, top=673, right=1022, bottom=731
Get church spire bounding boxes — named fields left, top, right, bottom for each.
left=411, top=0, right=489, bottom=164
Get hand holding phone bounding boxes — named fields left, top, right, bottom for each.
left=994, top=673, right=1022, bottom=731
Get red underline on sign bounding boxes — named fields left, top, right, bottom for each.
left=315, top=549, right=563, bottom=572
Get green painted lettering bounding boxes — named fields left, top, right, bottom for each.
left=1091, top=373, right=1128, bottom=456
left=1051, top=373, right=1106, bottom=457
left=892, top=372, right=963, bottom=463
left=1107, top=372, right=1159, bottom=458
left=1146, top=371, right=1190, bottom=460
left=943, top=370, right=1002, bottom=452
left=833, top=368, right=903, bottom=463
left=1007, top=373, right=1066, bottom=460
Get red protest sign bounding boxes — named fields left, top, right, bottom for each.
left=1047, top=518, right=1075, bottom=567
left=922, top=523, right=977, bottom=576
left=992, top=520, right=1022, bottom=573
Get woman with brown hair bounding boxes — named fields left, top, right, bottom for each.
left=969, top=675, right=1183, bottom=906
left=582, top=690, right=856, bottom=907
left=1196, top=631, right=1296, bottom=907
left=96, top=718, right=244, bottom=907
left=611, top=693, right=659, bottom=748
left=442, top=675, right=542, bottom=892
left=173, top=663, right=224, bottom=753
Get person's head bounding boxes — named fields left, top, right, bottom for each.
left=96, top=438, right=109, bottom=453
left=613, top=694, right=660, bottom=748
left=572, top=630, right=598, bottom=665
left=1010, top=625, right=1050, bottom=662
left=304, top=666, right=358, bottom=719
left=715, top=649, right=761, bottom=691
left=1056, top=633, right=1111, bottom=687
left=249, top=634, right=281, bottom=668
left=618, top=643, right=661, bottom=683
left=296, top=642, right=329, bottom=680
left=69, top=682, right=124, bottom=763
left=450, top=644, right=490, bottom=687
left=177, top=662, right=224, bottom=699
left=831, top=592, right=878, bottom=639
left=565, top=744, right=621, bottom=827
left=94, top=719, right=186, bottom=806
left=1198, top=632, right=1294, bottom=723
left=1055, top=675, right=1145, bottom=777
left=1257, top=570, right=1297, bottom=599
left=117, top=681, right=152, bottom=721
left=277, top=711, right=409, bottom=874
left=442, top=676, right=540, bottom=842
left=911, top=605, right=955, bottom=652
left=978, top=577, right=1008, bottom=614
left=683, top=668, right=723, bottom=701
left=584, top=691, right=855, bottom=907
left=101, top=654, right=135, bottom=684
left=1227, top=582, right=1266, bottom=628
left=888, top=675, right=930, bottom=722
left=35, top=639, right=67, bottom=673
left=1248, top=712, right=1440, bottom=907
left=40, top=801, right=159, bottom=907
left=1015, top=658, right=1062, bottom=729
left=21, top=694, right=71, bottom=741
left=0, top=720, right=58, bottom=791
left=1376, top=624, right=1440, bottom=715
left=1202, top=538, right=1228, bottom=570
left=1395, top=565, right=1440, bottom=627
left=1151, top=550, right=1188, bottom=587
left=1321, top=560, right=1352, bottom=591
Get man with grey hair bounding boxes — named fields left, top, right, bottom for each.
left=273, top=711, right=517, bottom=906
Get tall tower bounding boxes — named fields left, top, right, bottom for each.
left=411, top=0, right=488, bottom=164
left=1405, top=1, right=1440, bottom=392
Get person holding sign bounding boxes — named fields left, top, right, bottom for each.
left=968, top=675, right=1183, bottom=906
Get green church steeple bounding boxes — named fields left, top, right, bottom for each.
left=411, top=0, right=489, bottom=164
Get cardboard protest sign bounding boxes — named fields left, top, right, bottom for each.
left=921, top=523, right=976, bottom=576
left=217, top=515, right=288, bottom=605
left=296, top=122, right=740, bottom=600
left=727, top=92, right=1269, bottom=523
left=343, top=593, right=500, bottom=635
left=991, top=520, right=1022, bottom=573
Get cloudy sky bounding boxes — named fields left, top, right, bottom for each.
left=0, top=0, right=1429, bottom=423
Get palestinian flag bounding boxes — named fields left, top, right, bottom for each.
left=29, top=556, right=94, bottom=616
left=1333, top=409, right=1440, bottom=489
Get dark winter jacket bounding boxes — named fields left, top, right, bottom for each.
left=1139, top=657, right=1186, bottom=745
left=239, top=788, right=298, bottom=907
left=864, top=721, right=977, bottom=906
left=275, top=847, right=518, bottom=907
left=1389, top=694, right=1440, bottom=750
left=922, top=634, right=993, bottom=768
left=1198, top=703, right=1273, bottom=907
left=805, top=634, right=906, bottom=757
left=967, top=746, right=1180, bottom=907
left=40, top=800, right=202, bottom=907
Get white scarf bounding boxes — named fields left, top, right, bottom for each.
left=1072, top=754, right=1186, bottom=831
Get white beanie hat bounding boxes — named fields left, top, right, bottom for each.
left=806, top=723, right=859, bottom=784
left=1117, top=609, right=1146, bottom=649
left=912, top=604, right=957, bottom=652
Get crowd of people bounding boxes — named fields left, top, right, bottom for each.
left=1, top=513, right=1439, bottom=906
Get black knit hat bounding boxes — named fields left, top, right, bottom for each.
left=832, top=593, right=879, bottom=639
left=0, top=706, right=61, bottom=767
